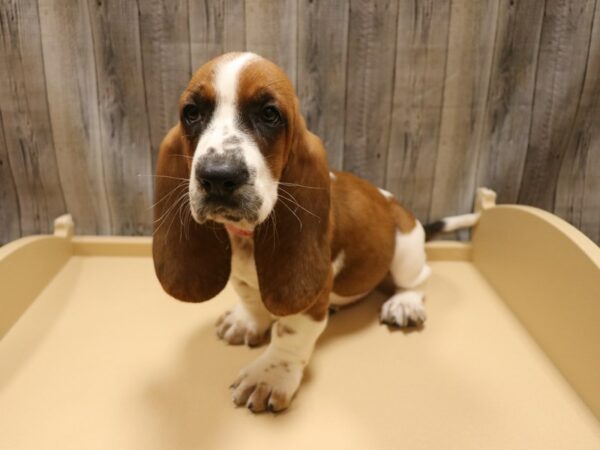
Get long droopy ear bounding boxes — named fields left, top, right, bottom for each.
left=254, top=132, right=331, bottom=316
left=152, top=125, right=231, bottom=302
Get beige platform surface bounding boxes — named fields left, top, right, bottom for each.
left=1, top=254, right=599, bottom=450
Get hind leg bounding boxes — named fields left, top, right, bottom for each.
left=380, top=222, right=430, bottom=327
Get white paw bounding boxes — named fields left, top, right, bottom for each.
left=216, top=304, right=272, bottom=347
left=230, top=352, right=305, bottom=413
left=380, top=291, right=427, bottom=327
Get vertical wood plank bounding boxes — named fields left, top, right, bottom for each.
left=518, top=0, right=596, bottom=212
left=0, top=1, right=66, bottom=236
left=223, top=0, right=245, bottom=52
left=189, top=0, right=246, bottom=72
left=38, top=0, right=111, bottom=235
left=475, top=0, right=545, bottom=204
left=385, top=0, right=451, bottom=221
left=297, top=0, right=349, bottom=169
left=88, top=0, right=153, bottom=235
left=0, top=114, right=21, bottom=244
left=139, top=0, right=191, bottom=172
left=245, top=0, right=298, bottom=86
left=343, top=0, right=399, bottom=186
left=555, top=1, right=600, bottom=243
left=429, top=0, right=499, bottom=223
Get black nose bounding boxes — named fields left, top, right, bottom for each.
left=196, top=163, right=249, bottom=196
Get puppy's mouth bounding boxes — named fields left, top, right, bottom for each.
left=189, top=190, right=261, bottom=230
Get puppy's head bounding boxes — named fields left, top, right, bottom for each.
left=153, top=53, right=331, bottom=314
left=180, top=53, right=298, bottom=232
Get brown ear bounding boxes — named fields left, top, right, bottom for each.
left=254, top=133, right=331, bottom=316
left=152, top=125, right=231, bottom=302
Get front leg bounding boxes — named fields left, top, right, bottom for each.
left=230, top=311, right=327, bottom=413
left=216, top=279, right=273, bottom=347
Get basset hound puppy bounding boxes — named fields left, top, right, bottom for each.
left=153, top=52, right=478, bottom=413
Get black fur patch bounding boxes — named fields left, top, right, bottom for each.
left=423, top=220, right=446, bottom=241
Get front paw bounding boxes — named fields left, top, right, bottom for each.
left=380, top=291, right=427, bottom=327
left=230, top=353, right=305, bottom=413
left=216, top=304, right=272, bottom=347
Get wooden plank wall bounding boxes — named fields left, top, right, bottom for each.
left=1, top=0, right=599, bottom=244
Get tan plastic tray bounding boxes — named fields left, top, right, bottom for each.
left=1, top=197, right=600, bottom=449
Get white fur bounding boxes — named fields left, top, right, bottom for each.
left=330, top=291, right=370, bottom=306
left=231, top=313, right=327, bottom=411
left=380, top=291, right=427, bottom=326
left=390, top=222, right=430, bottom=289
left=229, top=240, right=260, bottom=290
left=379, top=222, right=430, bottom=327
left=442, top=212, right=480, bottom=232
left=216, top=297, right=272, bottom=346
left=217, top=234, right=273, bottom=345
left=223, top=231, right=328, bottom=410
left=378, top=188, right=394, bottom=199
left=331, top=250, right=345, bottom=277
left=189, top=52, right=279, bottom=225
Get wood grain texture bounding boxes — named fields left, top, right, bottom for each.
left=429, top=0, right=499, bottom=224
left=88, top=0, right=153, bottom=235
left=139, top=0, right=191, bottom=171
left=555, top=1, right=600, bottom=243
left=245, top=0, right=297, bottom=86
left=189, top=0, right=246, bottom=72
left=38, top=0, right=111, bottom=235
left=0, top=0, right=66, bottom=236
left=343, top=0, right=399, bottom=186
left=222, top=0, right=245, bottom=53
left=518, top=0, right=596, bottom=211
left=1, top=0, right=600, bottom=244
left=297, top=0, right=349, bottom=170
left=475, top=0, right=545, bottom=204
left=0, top=113, right=21, bottom=244
left=385, top=0, right=451, bottom=221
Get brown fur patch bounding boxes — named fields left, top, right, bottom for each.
left=329, top=172, right=397, bottom=297
left=236, top=58, right=298, bottom=180
left=390, top=199, right=417, bottom=233
left=304, top=268, right=333, bottom=321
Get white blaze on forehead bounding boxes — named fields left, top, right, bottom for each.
left=214, top=52, right=259, bottom=110
left=201, top=53, right=259, bottom=147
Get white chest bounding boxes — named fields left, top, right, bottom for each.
left=230, top=237, right=260, bottom=290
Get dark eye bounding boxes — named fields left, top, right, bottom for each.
left=183, top=104, right=202, bottom=124
left=261, top=105, right=281, bottom=125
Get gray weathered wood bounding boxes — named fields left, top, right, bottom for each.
left=189, top=0, right=246, bottom=72
left=245, top=0, right=297, bottom=86
left=223, top=0, right=246, bottom=53
left=297, top=0, right=349, bottom=170
left=0, top=113, right=21, bottom=245
left=475, top=0, right=545, bottom=204
left=429, top=0, right=499, bottom=225
left=139, top=0, right=191, bottom=171
left=343, top=0, right=399, bottom=186
left=0, top=0, right=66, bottom=236
left=0, top=0, right=599, bottom=245
left=88, top=0, right=153, bottom=235
left=385, top=0, right=451, bottom=221
left=518, top=0, right=596, bottom=211
left=555, top=2, right=600, bottom=243
left=38, top=0, right=111, bottom=235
